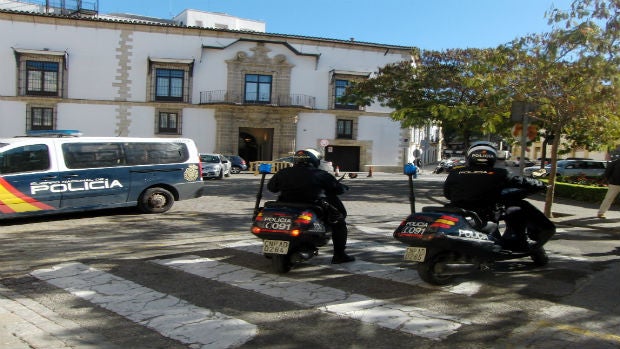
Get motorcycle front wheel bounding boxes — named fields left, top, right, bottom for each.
left=417, top=252, right=455, bottom=286
left=272, top=254, right=292, bottom=273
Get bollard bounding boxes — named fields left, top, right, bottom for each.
left=335, top=166, right=340, bottom=176
left=367, top=166, right=373, bottom=177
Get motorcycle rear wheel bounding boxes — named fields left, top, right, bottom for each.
left=272, top=254, right=292, bottom=273
left=417, top=252, right=455, bottom=286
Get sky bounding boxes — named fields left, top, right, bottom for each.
left=97, top=0, right=576, bottom=50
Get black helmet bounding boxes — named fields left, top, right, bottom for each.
left=466, top=141, right=498, bottom=167
left=293, top=149, right=321, bottom=168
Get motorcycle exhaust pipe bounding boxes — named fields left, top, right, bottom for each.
left=435, top=263, right=478, bottom=275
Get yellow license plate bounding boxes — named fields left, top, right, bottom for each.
left=262, top=240, right=290, bottom=254
left=404, top=247, right=426, bottom=262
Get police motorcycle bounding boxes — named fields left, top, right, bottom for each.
left=251, top=163, right=344, bottom=273
left=393, top=163, right=555, bottom=285
left=432, top=158, right=466, bottom=174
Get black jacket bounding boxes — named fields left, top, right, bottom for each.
left=267, top=165, right=345, bottom=203
left=444, top=165, right=511, bottom=209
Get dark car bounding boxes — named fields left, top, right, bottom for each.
left=224, top=155, right=248, bottom=174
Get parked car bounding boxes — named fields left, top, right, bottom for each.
left=509, top=157, right=535, bottom=167
left=555, top=159, right=606, bottom=177
left=224, top=155, right=248, bottom=174
left=527, top=159, right=607, bottom=178
left=199, top=153, right=231, bottom=179
left=523, top=164, right=550, bottom=177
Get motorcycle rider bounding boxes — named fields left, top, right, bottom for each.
left=267, top=149, right=355, bottom=264
left=443, top=141, right=555, bottom=251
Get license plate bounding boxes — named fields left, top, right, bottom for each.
left=404, top=247, right=426, bottom=262
left=262, top=240, right=290, bottom=255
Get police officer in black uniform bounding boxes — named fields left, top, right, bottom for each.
left=444, top=141, right=555, bottom=251
left=267, top=149, right=355, bottom=264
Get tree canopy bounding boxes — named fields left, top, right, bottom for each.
left=344, top=0, right=619, bottom=216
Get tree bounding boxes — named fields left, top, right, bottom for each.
left=344, top=48, right=513, bottom=148
left=502, top=0, right=619, bottom=216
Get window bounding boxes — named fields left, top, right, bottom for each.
left=148, top=59, right=193, bottom=103
left=26, top=61, right=59, bottom=95
left=14, top=49, right=66, bottom=98
left=62, top=142, right=190, bottom=169
left=158, top=111, right=181, bottom=134
left=245, top=74, right=272, bottom=104
left=334, top=79, right=357, bottom=110
left=337, top=119, right=353, bottom=139
left=0, top=144, right=50, bottom=174
left=156, top=69, right=184, bottom=101
left=29, top=107, right=54, bottom=130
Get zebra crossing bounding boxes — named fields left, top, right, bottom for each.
left=20, top=223, right=601, bottom=349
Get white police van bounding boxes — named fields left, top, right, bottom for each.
left=0, top=130, right=204, bottom=220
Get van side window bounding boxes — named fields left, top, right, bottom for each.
left=62, top=142, right=190, bottom=169
left=63, top=143, right=123, bottom=169
left=124, top=143, right=189, bottom=165
left=0, top=144, right=50, bottom=174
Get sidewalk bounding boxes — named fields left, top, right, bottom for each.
left=355, top=169, right=619, bottom=232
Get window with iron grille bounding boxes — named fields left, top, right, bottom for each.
left=156, top=69, right=184, bottom=101
left=30, top=107, right=55, bottom=130
left=245, top=74, right=272, bottom=104
left=15, top=51, right=65, bottom=98
left=334, top=79, right=357, bottom=110
left=26, top=61, right=59, bottom=96
left=337, top=119, right=353, bottom=139
left=157, top=111, right=181, bottom=134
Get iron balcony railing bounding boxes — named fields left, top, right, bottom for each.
left=200, top=90, right=316, bottom=109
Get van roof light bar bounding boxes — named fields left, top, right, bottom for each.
left=24, top=130, right=83, bottom=137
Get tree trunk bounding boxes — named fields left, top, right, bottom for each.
left=544, top=124, right=563, bottom=217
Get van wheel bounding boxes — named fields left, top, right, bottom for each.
left=138, top=187, right=174, bottom=213
left=231, top=166, right=241, bottom=174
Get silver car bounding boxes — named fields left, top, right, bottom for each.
left=200, top=153, right=231, bottom=179
left=526, top=160, right=607, bottom=178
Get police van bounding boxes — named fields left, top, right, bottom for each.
left=0, top=130, right=204, bottom=220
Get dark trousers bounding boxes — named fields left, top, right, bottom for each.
left=503, top=200, right=556, bottom=246
left=326, top=195, right=348, bottom=255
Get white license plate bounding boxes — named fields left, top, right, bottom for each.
left=262, top=240, right=290, bottom=254
left=404, top=247, right=426, bottom=262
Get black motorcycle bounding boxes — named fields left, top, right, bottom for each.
left=251, top=163, right=342, bottom=273
left=432, top=159, right=466, bottom=174
left=393, top=164, right=555, bottom=285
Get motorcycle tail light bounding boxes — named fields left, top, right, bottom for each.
left=251, top=226, right=261, bottom=234
left=290, top=229, right=301, bottom=237
left=295, top=211, right=313, bottom=224
left=254, top=212, right=264, bottom=221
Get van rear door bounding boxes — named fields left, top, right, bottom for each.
left=0, top=143, right=60, bottom=217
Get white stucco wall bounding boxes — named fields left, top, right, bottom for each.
left=296, top=113, right=335, bottom=150
left=358, top=115, right=402, bottom=166
left=0, top=101, right=26, bottom=136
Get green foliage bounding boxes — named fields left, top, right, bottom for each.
left=542, top=178, right=617, bottom=203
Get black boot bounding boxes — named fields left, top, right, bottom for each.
left=332, top=253, right=355, bottom=264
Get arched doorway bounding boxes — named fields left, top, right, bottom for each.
left=238, top=128, right=273, bottom=162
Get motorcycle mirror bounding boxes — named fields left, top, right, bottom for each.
left=258, top=163, right=273, bottom=174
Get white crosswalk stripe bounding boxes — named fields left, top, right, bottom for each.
left=31, top=263, right=257, bottom=349
left=154, top=255, right=470, bottom=340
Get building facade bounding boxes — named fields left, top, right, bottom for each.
left=0, top=8, right=439, bottom=171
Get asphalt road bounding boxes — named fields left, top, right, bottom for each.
left=1, top=172, right=619, bottom=349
